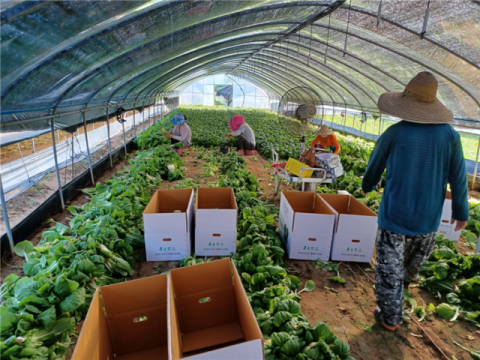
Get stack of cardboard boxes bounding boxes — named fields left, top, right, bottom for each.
left=73, top=259, right=264, bottom=360
left=143, top=187, right=237, bottom=261
left=279, top=191, right=378, bottom=263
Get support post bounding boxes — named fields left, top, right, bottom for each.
left=472, top=135, right=480, bottom=190
left=71, top=132, right=75, bottom=180
left=82, top=110, right=95, bottom=185
left=476, top=234, right=480, bottom=254
left=105, top=107, right=113, bottom=168
left=142, top=101, right=145, bottom=132
left=50, top=119, right=65, bottom=211
left=31, top=138, right=35, bottom=153
left=122, top=120, right=127, bottom=156
left=133, top=102, right=137, bottom=138
left=57, top=130, right=60, bottom=143
left=17, top=143, right=31, bottom=181
left=0, top=173, right=14, bottom=255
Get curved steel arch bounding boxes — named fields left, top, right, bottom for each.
left=139, top=53, right=335, bottom=106
left=81, top=35, right=277, bottom=108
left=243, top=55, right=351, bottom=106
left=342, top=4, right=480, bottom=71
left=154, top=62, right=303, bottom=100
left=258, top=48, right=378, bottom=108
left=1, top=1, right=331, bottom=103
left=309, top=23, right=480, bottom=110
left=95, top=34, right=285, bottom=104
left=56, top=42, right=264, bottom=112
left=70, top=22, right=300, bottom=106
left=241, top=57, right=362, bottom=109
left=281, top=38, right=393, bottom=92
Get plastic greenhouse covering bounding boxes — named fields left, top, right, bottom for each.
left=1, top=0, right=479, bottom=139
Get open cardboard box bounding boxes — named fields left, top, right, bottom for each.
left=279, top=191, right=336, bottom=261
left=319, top=194, right=378, bottom=263
left=195, top=187, right=238, bottom=256
left=437, top=191, right=461, bottom=241
left=143, top=189, right=194, bottom=261
left=168, top=258, right=263, bottom=360
left=73, top=274, right=168, bottom=360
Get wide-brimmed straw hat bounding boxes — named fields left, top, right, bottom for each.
left=377, top=71, right=453, bottom=124
left=315, top=124, right=334, bottom=136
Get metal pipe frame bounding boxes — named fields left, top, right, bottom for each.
left=472, top=135, right=480, bottom=190
left=105, top=106, right=113, bottom=168
left=82, top=106, right=95, bottom=185
left=0, top=173, right=15, bottom=255
left=50, top=118, right=65, bottom=211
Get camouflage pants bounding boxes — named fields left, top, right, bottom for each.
left=375, top=227, right=436, bottom=326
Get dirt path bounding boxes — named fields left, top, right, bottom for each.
left=1, top=148, right=478, bottom=360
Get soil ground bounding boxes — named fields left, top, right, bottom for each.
left=1, top=148, right=479, bottom=360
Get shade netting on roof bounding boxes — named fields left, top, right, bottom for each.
left=1, top=0, right=479, bottom=134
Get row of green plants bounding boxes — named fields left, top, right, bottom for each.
left=176, top=150, right=355, bottom=360
left=138, top=115, right=356, bottom=359
left=0, top=144, right=185, bottom=359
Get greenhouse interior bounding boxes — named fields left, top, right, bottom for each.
left=1, top=1, right=480, bottom=359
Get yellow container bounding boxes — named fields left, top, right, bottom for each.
left=285, top=158, right=314, bottom=178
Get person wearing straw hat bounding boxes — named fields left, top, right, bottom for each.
left=310, top=124, right=341, bottom=154
left=362, top=72, right=469, bottom=331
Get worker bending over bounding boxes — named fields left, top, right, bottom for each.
left=310, top=125, right=341, bottom=154
left=165, top=113, right=192, bottom=149
left=227, top=114, right=256, bottom=155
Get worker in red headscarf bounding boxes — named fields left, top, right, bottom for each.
left=227, top=114, right=256, bottom=155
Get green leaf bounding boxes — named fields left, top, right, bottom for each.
left=54, top=274, right=79, bottom=298
left=312, top=322, right=335, bottom=344
left=298, top=280, right=315, bottom=294
left=277, top=299, right=301, bottom=315
left=0, top=311, right=17, bottom=334
left=55, top=222, right=69, bottom=235
left=288, top=275, right=302, bottom=290
left=37, top=306, right=57, bottom=330
left=433, top=263, right=449, bottom=280
left=331, top=338, right=350, bottom=357
left=31, top=317, right=75, bottom=343
left=436, top=303, right=459, bottom=321
left=271, top=332, right=291, bottom=347
left=14, top=240, right=34, bottom=259
left=446, top=293, right=462, bottom=304
left=59, top=287, right=86, bottom=313
left=242, top=273, right=252, bottom=282
left=273, top=311, right=293, bottom=327
left=252, top=273, right=266, bottom=285
left=329, top=276, right=346, bottom=284
left=281, top=338, right=301, bottom=357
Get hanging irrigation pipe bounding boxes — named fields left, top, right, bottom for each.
left=343, top=0, right=352, bottom=57
left=82, top=106, right=95, bottom=186
left=420, top=0, right=431, bottom=39
left=324, top=13, right=331, bottom=64
left=376, top=0, right=383, bottom=27
left=50, top=118, right=65, bottom=211
left=0, top=173, right=14, bottom=255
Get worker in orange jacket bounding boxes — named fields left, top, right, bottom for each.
left=310, top=125, right=341, bottom=154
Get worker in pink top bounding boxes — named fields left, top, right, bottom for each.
left=227, top=114, right=256, bottom=155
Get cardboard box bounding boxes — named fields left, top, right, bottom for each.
left=315, top=153, right=340, bottom=169
left=168, top=258, right=263, bottom=359
left=143, top=189, right=194, bottom=261
left=278, top=191, right=336, bottom=261
left=437, top=191, right=461, bottom=241
left=319, top=194, right=378, bottom=263
left=195, top=187, right=238, bottom=256
left=73, top=274, right=168, bottom=360
left=285, top=158, right=313, bottom=177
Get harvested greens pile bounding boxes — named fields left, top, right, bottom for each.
left=418, top=235, right=480, bottom=324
